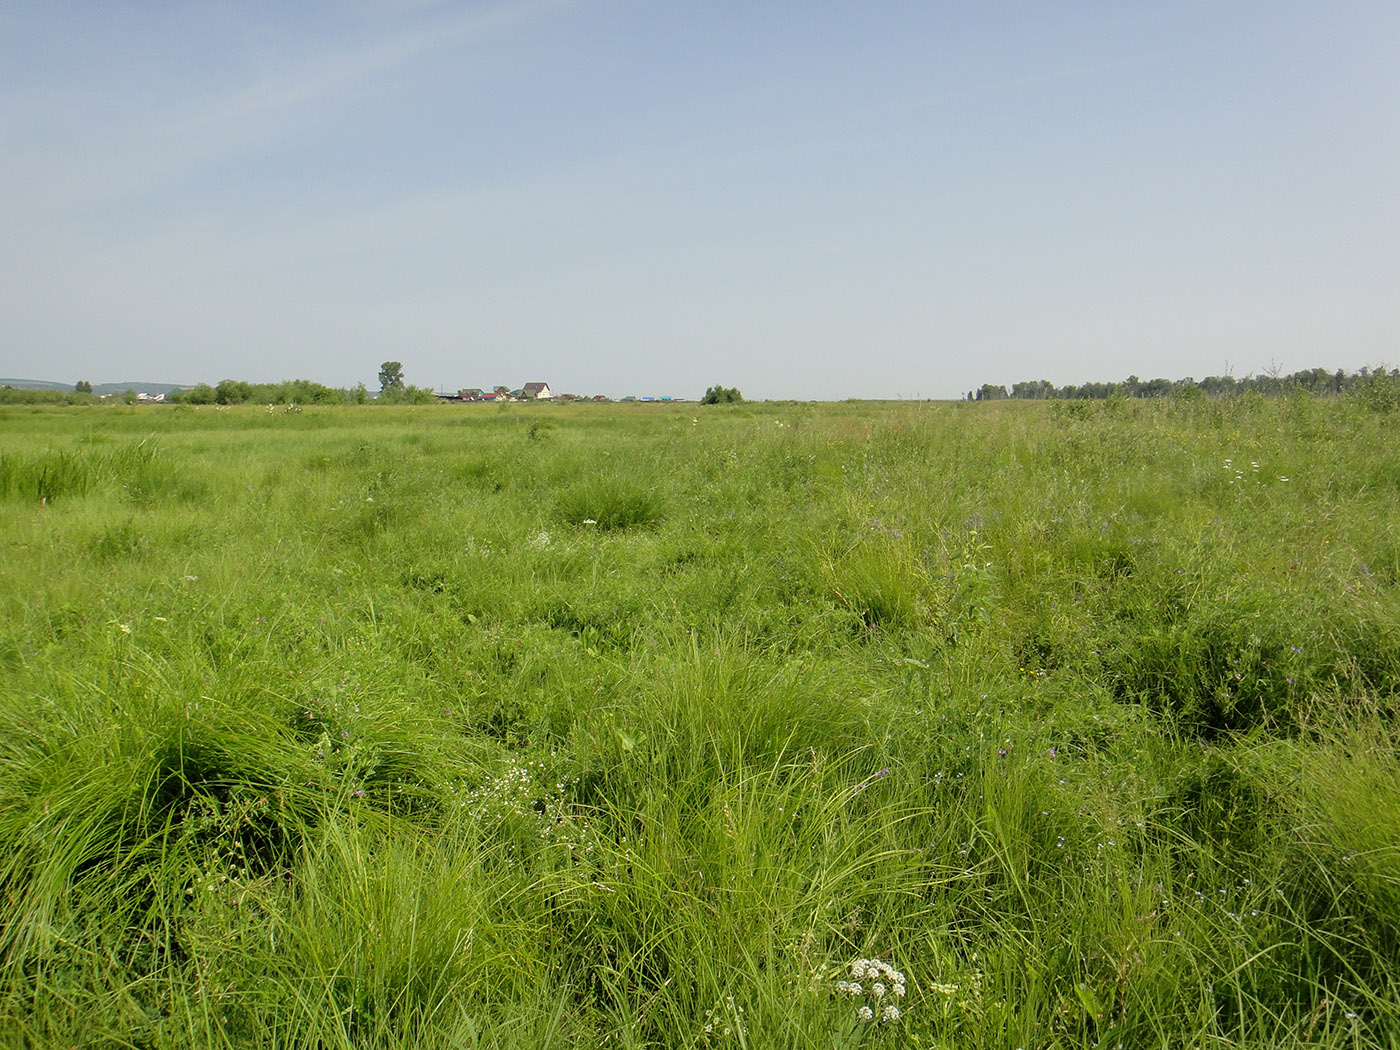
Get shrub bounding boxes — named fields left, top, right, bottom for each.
left=701, top=385, right=743, bottom=405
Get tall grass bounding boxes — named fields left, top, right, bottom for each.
left=0, top=398, right=1397, bottom=1046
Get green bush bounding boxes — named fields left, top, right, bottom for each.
left=700, top=384, right=743, bottom=404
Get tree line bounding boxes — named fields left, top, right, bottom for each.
left=969, top=365, right=1399, bottom=402
left=169, top=361, right=434, bottom=405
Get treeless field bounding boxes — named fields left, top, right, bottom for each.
left=2, top=395, right=1398, bottom=1047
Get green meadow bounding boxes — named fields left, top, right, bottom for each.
left=2, top=394, right=1398, bottom=1048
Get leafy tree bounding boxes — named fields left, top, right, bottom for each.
left=215, top=379, right=253, bottom=405
left=1011, top=379, right=1054, bottom=400
left=377, top=383, right=437, bottom=405
left=1140, top=378, right=1173, bottom=398
left=176, top=383, right=217, bottom=405
left=74, top=380, right=92, bottom=394
left=379, top=361, right=405, bottom=392
left=701, top=385, right=743, bottom=404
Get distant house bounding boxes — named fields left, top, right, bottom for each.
left=459, top=388, right=484, bottom=401
left=493, top=386, right=513, bottom=401
left=521, top=381, right=552, bottom=401
left=592, top=394, right=609, bottom=402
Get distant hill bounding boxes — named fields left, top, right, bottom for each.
left=0, top=378, right=72, bottom=391
left=0, top=379, right=188, bottom=396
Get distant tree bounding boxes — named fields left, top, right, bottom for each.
left=215, top=379, right=253, bottom=405
left=1010, top=379, right=1054, bottom=400
left=978, top=365, right=1391, bottom=404
left=74, top=380, right=92, bottom=394
left=700, top=385, right=743, bottom=404
left=1199, top=375, right=1238, bottom=398
left=376, top=381, right=436, bottom=405
left=0, top=386, right=88, bottom=404
left=379, top=361, right=405, bottom=392
left=178, top=383, right=217, bottom=405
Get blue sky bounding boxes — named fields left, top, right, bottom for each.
left=2, top=1, right=1396, bottom=399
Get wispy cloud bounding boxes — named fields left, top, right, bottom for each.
left=1, top=0, right=572, bottom=232
left=176, top=0, right=570, bottom=134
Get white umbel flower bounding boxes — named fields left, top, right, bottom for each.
left=841, top=958, right=908, bottom=1025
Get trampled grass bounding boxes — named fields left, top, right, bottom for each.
left=0, top=396, right=1397, bottom=1047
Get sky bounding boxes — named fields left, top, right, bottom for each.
left=1, top=1, right=1397, bottom=400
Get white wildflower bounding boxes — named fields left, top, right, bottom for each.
left=841, top=958, right=909, bottom=1026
